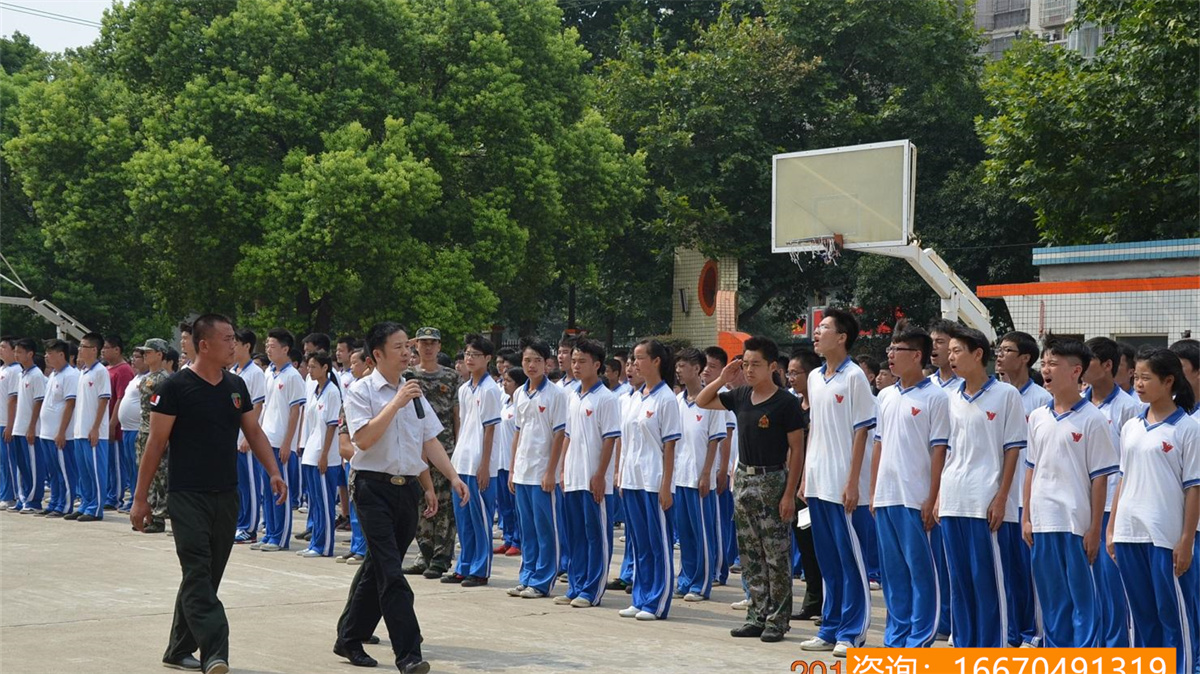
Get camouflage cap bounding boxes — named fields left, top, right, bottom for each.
left=414, top=327, right=441, bottom=341
left=142, top=338, right=170, bottom=354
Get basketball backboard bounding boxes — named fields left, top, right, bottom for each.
left=771, top=140, right=916, bottom=253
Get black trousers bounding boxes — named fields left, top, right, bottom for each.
left=793, top=498, right=823, bottom=615
left=337, top=475, right=423, bottom=663
left=164, top=490, right=238, bottom=669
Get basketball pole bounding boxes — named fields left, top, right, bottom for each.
left=869, top=242, right=997, bottom=343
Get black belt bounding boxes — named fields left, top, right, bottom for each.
left=355, top=470, right=418, bottom=486
left=738, top=463, right=786, bottom=476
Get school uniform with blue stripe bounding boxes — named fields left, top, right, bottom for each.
left=73, top=362, right=111, bottom=519
left=301, top=379, right=343, bottom=556
left=511, top=376, right=568, bottom=594
left=452, top=374, right=503, bottom=579
left=231, top=360, right=266, bottom=538
left=259, top=363, right=306, bottom=548
left=494, top=396, right=520, bottom=549
left=0, top=362, right=20, bottom=505
left=673, top=391, right=726, bottom=599
left=562, top=381, right=621, bottom=603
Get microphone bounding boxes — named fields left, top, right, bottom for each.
left=413, top=396, right=425, bottom=419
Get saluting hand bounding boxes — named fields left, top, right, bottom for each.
left=451, top=477, right=470, bottom=507
left=720, top=358, right=742, bottom=384
left=269, top=474, right=287, bottom=505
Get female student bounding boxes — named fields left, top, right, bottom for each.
left=1108, top=349, right=1199, bottom=674
left=493, top=368, right=525, bottom=557
left=298, top=351, right=342, bottom=557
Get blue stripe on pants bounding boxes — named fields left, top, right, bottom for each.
left=624, top=488, right=674, bottom=618
left=1096, top=511, right=1131, bottom=646
left=514, top=483, right=560, bottom=594
left=1030, top=532, right=1100, bottom=647
left=121, top=430, right=139, bottom=509
left=40, top=438, right=66, bottom=512
left=619, top=522, right=636, bottom=584
left=453, top=473, right=497, bottom=579
left=23, top=435, right=49, bottom=510
left=852, top=505, right=882, bottom=584
left=495, top=469, right=520, bottom=548
left=563, top=490, right=613, bottom=604
left=74, top=438, right=109, bottom=518
left=1000, top=520, right=1039, bottom=646
left=105, top=436, right=120, bottom=507
left=674, top=486, right=716, bottom=598
left=717, top=487, right=736, bottom=584
left=302, top=464, right=341, bottom=556
left=930, top=523, right=953, bottom=638
left=1182, top=539, right=1200, bottom=674
left=348, top=500, right=367, bottom=556
left=259, top=448, right=293, bottom=547
left=288, top=454, right=301, bottom=510
left=875, top=506, right=939, bottom=647
left=236, top=448, right=261, bottom=535
left=809, top=498, right=872, bottom=645
left=9, top=436, right=33, bottom=508
left=1116, top=542, right=1194, bottom=674
left=557, top=485, right=570, bottom=574
left=44, top=438, right=78, bottom=514
left=0, top=426, right=10, bottom=503
left=940, top=516, right=1007, bottom=648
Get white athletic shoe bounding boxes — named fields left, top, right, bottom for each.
left=832, top=642, right=852, bottom=658
left=507, top=585, right=527, bottom=597
left=297, top=549, right=324, bottom=558
left=570, top=597, right=592, bottom=608
left=618, top=606, right=640, bottom=618
left=345, top=555, right=364, bottom=566
left=519, top=587, right=546, bottom=599
left=635, top=610, right=657, bottom=621
left=619, top=535, right=626, bottom=543
left=553, top=595, right=573, bottom=605
left=799, top=636, right=835, bottom=652
left=683, top=592, right=705, bottom=602
left=869, top=580, right=881, bottom=591
left=1020, top=642, right=1038, bottom=649
left=731, top=598, right=751, bottom=610
left=259, top=543, right=282, bottom=552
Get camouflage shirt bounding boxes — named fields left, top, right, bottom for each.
left=404, top=364, right=459, bottom=453
left=138, top=369, right=172, bottom=433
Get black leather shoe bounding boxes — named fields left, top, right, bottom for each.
left=63, top=512, right=81, bottom=520
left=760, top=625, right=786, bottom=643
left=605, top=579, right=628, bottom=591
left=366, top=635, right=381, bottom=645
left=421, top=568, right=444, bottom=580
left=161, top=654, right=202, bottom=670
left=461, top=576, right=488, bottom=587
left=401, top=563, right=426, bottom=575
left=792, top=607, right=820, bottom=621
left=333, top=643, right=377, bottom=667
left=440, top=573, right=466, bottom=584
left=396, top=655, right=431, bottom=674
left=731, top=623, right=765, bottom=638
left=77, top=513, right=98, bottom=522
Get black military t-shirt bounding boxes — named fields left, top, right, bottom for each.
left=150, top=368, right=253, bottom=492
left=717, top=385, right=807, bottom=467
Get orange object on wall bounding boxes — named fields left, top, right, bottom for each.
left=718, top=331, right=751, bottom=359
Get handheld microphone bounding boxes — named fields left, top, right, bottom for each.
left=413, top=397, right=425, bottom=419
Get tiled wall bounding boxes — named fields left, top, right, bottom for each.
left=671, top=248, right=738, bottom=347
left=1004, top=289, right=1198, bottom=342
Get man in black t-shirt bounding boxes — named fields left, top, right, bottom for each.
left=698, top=336, right=806, bottom=643
left=131, top=315, right=286, bottom=674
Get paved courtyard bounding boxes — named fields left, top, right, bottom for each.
left=1, top=510, right=891, bottom=673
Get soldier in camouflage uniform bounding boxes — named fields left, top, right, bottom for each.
left=401, top=327, right=460, bottom=578
left=135, top=338, right=173, bottom=533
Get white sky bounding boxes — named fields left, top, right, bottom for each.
left=1, top=1, right=112, bottom=53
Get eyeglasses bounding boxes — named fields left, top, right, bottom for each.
left=994, top=347, right=1019, bottom=356
left=463, top=351, right=486, bottom=358
left=885, top=346, right=920, bottom=354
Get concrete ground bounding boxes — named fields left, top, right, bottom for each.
left=1, top=509, right=890, bottom=673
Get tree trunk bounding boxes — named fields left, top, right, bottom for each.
left=737, top=279, right=788, bottom=326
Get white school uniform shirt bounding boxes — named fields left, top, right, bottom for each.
left=673, top=390, right=727, bottom=489
left=38, top=365, right=79, bottom=440
left=1014, top=379, right=1053, bottom=508
left=805, top=357, right=877, bottom=504
left=261, top=363, right=306, bottom=451
left=495, top=395, right=517, bottom=474
left=339, top=369, right=355, bottom=390
left=13, top=365, right=46, bottom=436
left=452, top=375, right=503, bottom=476
left=301, top=380, right=342, bottom=467
left=512, top=376, right=568, bottom=486
left=344, top=369, right=443, bottom=477
left=1194, top=405, right=1200, bottom=532
left=720, top=385, right=738, bottom=472
left=297, top=374, right=318, bottom=449
left=117, top=372, right=146, bottom=432
left=1113, top=408, right=1200, bottom=549
left=231, top=359, right=267, bottom=445
left=872, top=378, right=951, bottom=510
left=563, top=381, right=622, bottom=493
left=0, top=362, right=21, bottom=427
left=73, top=362, right=111, bottom=441
left=613, top=381, right=633, bottom=397
left=619, top=380, right=682, bottom=492
left=1026, top=399, right=1119, bottom=537
left=558, top=376, right=581, bottom=394
left=940, top=377, right=1027, bottom=522
left=1086, top=384, right=1143, bottom=511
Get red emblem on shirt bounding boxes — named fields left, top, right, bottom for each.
left=986, top=411, right=997, bottom=421
left=278, top=383, right=284, bottom=390
left=835, top=394, right=844, bottom=403
left=696, top=414, right=703, bottom=422
left=538, top=406, right=546, bottom=413
left=1071, top=432, right=1082, bottom=442
left=911, top=407, right=921, bottom=416
left=646, top=410, right=654, bottom=418
left=88, top=381, right=93, bottom=387
left=586, top=409, right=594, bottom=417
left=318, top=404, right=324, bottom=411
left=1163, top=441, right=1174, bottom=453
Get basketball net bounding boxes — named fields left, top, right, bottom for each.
left=785, top=235, right=843, bottom=271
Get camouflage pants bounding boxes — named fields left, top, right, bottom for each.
left=733, top=467, right=793, bottom=630
left=135, top=430, right=169, bottom=523
left=415, top=465, right=457, bottom=571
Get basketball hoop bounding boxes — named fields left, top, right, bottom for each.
left=785, top=234, right=843, bottom=270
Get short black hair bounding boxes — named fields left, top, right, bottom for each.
left=253, top=352, right=270, bottom=368
left=1117, top=342, right=1137, bottom=371
left=823, top=307, right=860, bottom=350
left=743, top=335, right=780, bottom=364
left=675, top=347, right=705, bottom=369
left=572, top=338, right=606, bottom=365
left=0, top=335, right=17, bottom=348
left=463, top=333, right=495, bottom=357
left=1046, top=338, right=1093, bottom=380
left=789, top=348, right=822, bottom=374
left=892, top=320, right=933, bottom=366
left=103, top=335, right=124, bottom=351
left=164, top=348, right=180, bottom=370
left=81, top=331, right=105, bottom=352
left=289, top=348, right=303, bottom=365
left=927, top=318, right=959, bottom=337
left=267, top=328, right=295, bottom=351
left=1083, top=337, right=1119, bottom=376
left=1168, top=338, right=1199, bottom=372
left=44, top=339, right=70, bottom=357
left=178, top=320, right=193, bottom=335
left=14, top=337, right=37, bottom=353
left=855, top=355, right=880, bottom=378
left=191, top=314, right=232, bottom=352
left=302, top=333, right=331, bottom=352
left=947, top=325, right=992, bottom=366
left=365, top=322, right=407, bottom=362
left=337, top=335, right=359, bottom=349
left=604, top=357, right=622, bottom=373
left=703, top=346, right=729, bottom=368
left=518, top=336, right=553, bottom=361
left=437, top=352, right=453, bottom=368
left=612, top=349, right=629, bottom=361
left=505, top=366, right=529, bottom=388
left=235, top=328, right=257, bottom=349
left=999, top=331, right=1040, bottom=367
left=558, top=333, right=578, bottom=350
left=501, top=352, right=522, bottom=369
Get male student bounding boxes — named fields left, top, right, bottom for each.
left=870, top=323, right=949, bottom=648
left=702, top=346, right=739, bottom=588
left=39, top=340, right=79, bottom=518
left=10, top=338, right=45, bottom=512
left=252, top=328, right=305, bottom=551
left=606, top=356, right=646, bottom=594
left=443, top=334, right=502, bottom=587
left=1115, top=342, right=1137, bottom=395
left=115, top=347, right=147, bottom=512
left=1171, top=339, right=1200, bottom=407
left=103, top=336, right=136, bottom=510
left=994, top=330, right=1052, bottom=647
left=0, top=336, right=21, bottom=510
left=556, top=335, right=580, bottom=392
left=559, top=338, right=621, bottom=607
left=232, top=329, right=267, bottom=543
left=799, top=309, right=877, bottom=657
left=74, top=333, right=112, bottom=521
left=1023, top=338, right=1118, bottom=648
left=926, top=319, right=963, bottom=640
left=941, top=326, right=1027, bottom=648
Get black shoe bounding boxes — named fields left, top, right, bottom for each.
left=792, top=607, right=820, bottom=621
left=422, top=568, right=444, bottom=580
left=605, top=579, right=628, bottom=591
left=402, top=563, right=427, bottom=575
left=731, top=623, right=765, bottom=638
left=162, top=654, right=202, bottom=670
left=104, top=504, right=117, bottom=511
left=294, top=529, right=311, bottom=541
left=461, top=576, right=488, bottom=587
left=63, top=511, right=81, bottom=520
left=34, top=509, right=50, bottom=517
left=624, top=584, right=632, bottom=594
left=44, top=511, right=64, bottom=519
left=760, top=625, right=786, bottom=643
left=77, top=513, right=98, bottom=522
left=366, top=635, right=381, bottom=645
left=440, top=573, right=466, bottom=584
left=396, top=655, right=431, bottom=674
left=333, top=643, right=378, bottom=667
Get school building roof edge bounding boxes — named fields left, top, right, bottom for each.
left=976, top=275, right=1200, bottom=298
left=1032, top=238, right=1200, bottom=266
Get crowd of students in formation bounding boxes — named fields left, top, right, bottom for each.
left=1, top=313, right=1197, bottom=670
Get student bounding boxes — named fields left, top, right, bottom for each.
left=557, top=335, right=580, bottom=392
left=73, top=332, right=112, bottom=521
left=1083, top=336, right=1141, bottom=647
left=874, top=368, right=896, bottom=391
left=1108, top=348, right=1198, bottom=674
left=870, top=323, right=949, bottom=648
left=800, top=308, right=877, bottom=656
left=699, top=336, right=805, bottom=642
left=443, top=334, right=501, bottom=587
left=604, top=358, right=627, bottom=395
left=559, top=338, right=621, bottom=607
left=178, top=321, right=195, bottom=369
left=616, top=339, right=681, bottom=621
left=252, top=328, right=305, bottom=552
left=115, top=347, right=147, bottom=513
left=333, top=348, right=372, bottom=565
left=856, top=356, right=881, bottom=396
left=607, top=358, right=647, bottom=594
left=231, top=329, right=267, bottom=543
left=928, top=320, right=963, bottom=391
left=702, top=346, right=739, bottom=590
left=9, top=338, right=45, bottom=513
left=785, top=349, right=824, bottom=621
left=1169, top=339, right=1199, bottom=412
left=103, top=335, right=135, bottom=511
left=994, top=330, right=1052, bottom=648
left=508, top=337, right=568, bottom=599
left=1116, top=342, right=1137, bottom=395
left=0, top=336, right=20, bottom=510
left=298, top=351, right=342, bottom=558
left=672, top=348, right=726, bottom=603
left=493, top=367, right=524, bottom=557
left=335, top=336, right=358, bottom=390
left=39, top=340, right=79, bottom=518
left=1021, top=339, right=1116, bottom=648
left=941, top=325, right=1027, bottom=648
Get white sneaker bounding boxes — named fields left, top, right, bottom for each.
left=731, top=598, right=751, bottom=610
left=619, top=535, right=626, bottom=543
left=570, top=597, right=592, bottom=608
left=618, top=606, right=640, bottom=618
left=345, top=555, right=364, bottom=566
left=492, top=526, right=503, bottom=540
left=259, top=543, right=282, bottom=552
left=1020, top=641, right=1038, bottom=649
left=799, top=636, right=835, bottom=652
left=832, top=642, right=852, bottom=658
left=298, top=505, right=308, bottom=514
left=635, top=610, right=658, bottom=621
left=297, top=549, right=323, bottom=558
left=519, top=587, right=546, bottom=599
left=553, top=595, right=573, bottom=605
left=683, top=592, right=705, bottom=602
left=869, top=580, right=881, bottom=591
left=507, top=585, right=527, bottom=597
